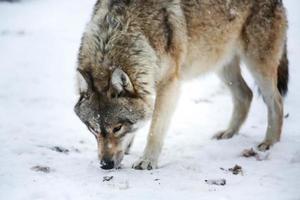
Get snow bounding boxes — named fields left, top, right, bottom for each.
left=0, top=0, right=300, bottom=199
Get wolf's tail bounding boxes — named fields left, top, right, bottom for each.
left=277, top=42, right=289, bottom=96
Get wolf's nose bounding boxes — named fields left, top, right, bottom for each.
left=100, top=159, right=114, bottom=170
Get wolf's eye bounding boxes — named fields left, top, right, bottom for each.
left=113, top=124, right=123, bottom=133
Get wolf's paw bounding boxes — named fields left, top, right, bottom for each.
left=213, top=130, right=236, bottom=140
left=257, top=141, right=272, bottom=151
left=132, top=158, right=157, bottom=170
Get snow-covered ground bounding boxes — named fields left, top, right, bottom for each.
left=0, top=1, right=299, bottom=199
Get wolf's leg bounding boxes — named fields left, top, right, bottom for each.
left=214, top=57, right=253, bottom=140
left=245, top=60, right=283, bottom=151
left=133, top=77, right=180, bottom=170
left=125, top=134, right=135, bottom=155
left=240, top=1, right=287, bottom=151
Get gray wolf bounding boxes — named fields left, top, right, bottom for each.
left=74, top=0, right=288, bottom=170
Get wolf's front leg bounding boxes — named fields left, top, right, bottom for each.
left=133, top=77, right=180, bottom=170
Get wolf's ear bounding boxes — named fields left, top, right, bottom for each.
left=77, top=68, right=94, bottom=92
left=110, top=68, right=134, bottom=96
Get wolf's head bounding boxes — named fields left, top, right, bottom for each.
left=74, top=68, right=152, bottom=169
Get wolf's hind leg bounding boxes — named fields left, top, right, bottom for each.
left=240, top=1, right=287, bottom=151
left=245, top=60, right=283, bottom=151
left=214, top=57, right=253, bottom=140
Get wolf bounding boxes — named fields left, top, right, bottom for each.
left=74, top=0, right=288, bottom=170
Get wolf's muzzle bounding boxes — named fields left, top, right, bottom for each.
left=100, top=159, right=115, bottom=170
